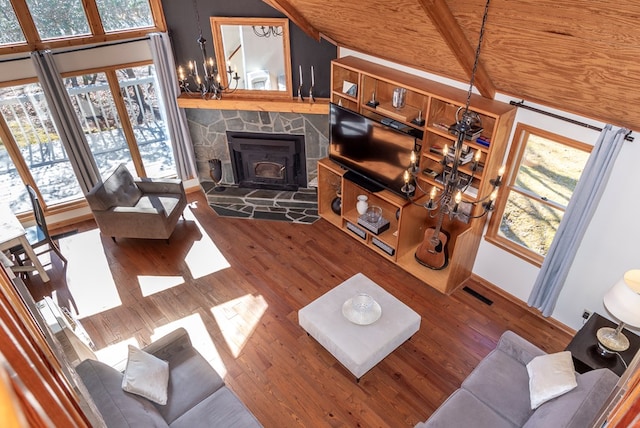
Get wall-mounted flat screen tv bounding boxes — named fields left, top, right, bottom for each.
left=329, top=102, right=416, bottom=197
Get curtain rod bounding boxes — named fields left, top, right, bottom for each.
left=509, top=100, right=634, bottom=142
left=0, top=36, right=150, bottom=64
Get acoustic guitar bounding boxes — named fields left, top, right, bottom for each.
left=415, top=209, right=449, bottom=270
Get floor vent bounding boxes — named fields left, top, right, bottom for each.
left=463, top=286, right=493, bottom=306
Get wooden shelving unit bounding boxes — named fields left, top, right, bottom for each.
left=319, top=56, right=517, bottom=294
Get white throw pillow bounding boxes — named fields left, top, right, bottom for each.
left=526, top=351, right=577, bottom=409
left=121, top=345, right=170, bottom=405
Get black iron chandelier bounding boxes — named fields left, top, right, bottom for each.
left=177, top=0, right=240, bottom=99
left=403, top=0, right=502, bottom=222
left=401, top=0, right=505, bottom=270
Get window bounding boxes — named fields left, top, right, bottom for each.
left=66, top=71, right=135, bottom=178
left=486, top=124, right=591, bottom=265
left=0, top=0, right=25, bottom=46
left=0, top=0, right=164, bottom=55
left=117, top=65, right=175, bottom=178
left=96, top=0, right=154, bottom=32
left=0, top=82, right=83, bottom=212
left=0, top=62, right=174, bottom=215
left=25, top=0, right=91, bottom=40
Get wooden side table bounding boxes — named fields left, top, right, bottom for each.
left=565, top=312, right=640, bottom=377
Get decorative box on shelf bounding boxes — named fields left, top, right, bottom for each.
left=357, top=214, right=390, bottom=235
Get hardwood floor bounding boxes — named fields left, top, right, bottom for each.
left=28, top=190, right=572, bottom=427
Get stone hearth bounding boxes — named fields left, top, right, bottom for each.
left=186, top=109, right=329, bottom=186
left=202, top=181, right=319, bottom=224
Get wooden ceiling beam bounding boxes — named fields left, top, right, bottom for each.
left=262, top=0, right=321, bottom=41
left=418, top=0, right=495, bottom=99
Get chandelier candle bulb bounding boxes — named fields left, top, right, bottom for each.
left=497, top=165, right=505, bottom=183
left=453, top=191, right=462, bottom=213
left=404, top=170, right=410, bottom=184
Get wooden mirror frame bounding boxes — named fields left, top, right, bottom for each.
left=210, top=17, right=292, bottom=99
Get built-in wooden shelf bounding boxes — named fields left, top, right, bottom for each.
left=177, top=94, right=330, bottom=114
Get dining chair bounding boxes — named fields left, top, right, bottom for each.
left=11, top=185, right=67, bottom=268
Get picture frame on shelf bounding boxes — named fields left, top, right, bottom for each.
left=342, top=81, right=358, bottom=97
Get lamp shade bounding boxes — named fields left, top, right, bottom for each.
left=603, top=269, right=640, bottom=328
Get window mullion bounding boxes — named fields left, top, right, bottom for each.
left=105, top=70, right=146, bottom=177
left=82, top=0, right=105, bottom=36
left=510, top=186, right=566, bottom=212
left=0, top=111, right=39, bottom=202
left=148, top=0, right=167, bottom=32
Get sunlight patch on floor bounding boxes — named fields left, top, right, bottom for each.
left=211, top=294, right=268, bottom=358
left=94, top=337, right=140, bottom=372
left=60, top=229, right=122, bottom=317
left=152, top=313, right=227, bottom=378
left=183, top=210, right=230, bottom=279
left=138, top=275, right=185, bottom=297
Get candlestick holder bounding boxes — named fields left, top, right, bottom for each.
left=309, top=86, right=315, bottom=103
left=298, top=85, right=304, bottom=102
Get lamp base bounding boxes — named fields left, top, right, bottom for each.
left=596, top=326, right=629, bottom=357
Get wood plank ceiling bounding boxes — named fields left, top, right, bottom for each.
left=268, top=0, right=640, bottom=131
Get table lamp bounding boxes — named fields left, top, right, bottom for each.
left=597, top=269, right=640, bottom=357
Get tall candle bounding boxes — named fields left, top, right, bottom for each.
left=299, top=65, right=303, bottom=84
left=311, top=65, right=315, bottom=86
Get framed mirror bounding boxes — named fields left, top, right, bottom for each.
left=210, top=17, right=292, bottom=98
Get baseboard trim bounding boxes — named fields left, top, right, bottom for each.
left=470, top=273, right=576, bottom=336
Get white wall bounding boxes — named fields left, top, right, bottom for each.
left=339, top=48, right=640, bottom=331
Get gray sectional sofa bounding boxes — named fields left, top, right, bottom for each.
left=416, top=330, right=619, bottom=428
left=75, top=328, right=262, bottom=427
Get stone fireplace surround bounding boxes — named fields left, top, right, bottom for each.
left=185, top=109, right=329, bottom=223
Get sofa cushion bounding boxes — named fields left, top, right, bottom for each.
left=526, top=351, right=577, bottom=409
left=169, top=386, right=262, bottom=428
left=462, top=346, right=534, bottom=426
left=121, top=345, right=170, bottom=405
left=135, top=194, right=182, bottom=217
left=103, top=164, right=143, bottom=208
left=152, top=346, right=226, bottom=424
left=418, top=388, right=516, bottom=428
left=523, top=368, right=619, bottom=428
left=76, top=359, right=168, bottom=427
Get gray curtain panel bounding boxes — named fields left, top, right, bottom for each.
left=31, top=50, right=101, bottom=194
left=528, top=124, right=628, bottom=316
left=148, top=33, right=198, bottom=181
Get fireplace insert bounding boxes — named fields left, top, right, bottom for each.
left=226, top=131, right=307, bottom=191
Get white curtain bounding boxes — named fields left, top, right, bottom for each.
left=528, top=125, right=628, bottom=316
left=148, top=33, right=198, bottom=180
left=31, top=50, right=101, bottom=193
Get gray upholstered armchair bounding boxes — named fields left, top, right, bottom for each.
left=86, top=164, right=187, bottom=242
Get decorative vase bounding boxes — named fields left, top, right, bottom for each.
left=331, top=194, right=342, bottom=215
left=356, top=195, right=369, bottom=215
left=208, top=158, right=225, bottom=192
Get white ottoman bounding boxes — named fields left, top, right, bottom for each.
left=299, top=273, right=421, bottom=380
